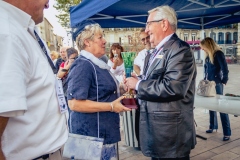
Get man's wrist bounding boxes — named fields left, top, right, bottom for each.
left=135, top=80, right=142, bottom=90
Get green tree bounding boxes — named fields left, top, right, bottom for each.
left=53, top=0, right=81, bottom=28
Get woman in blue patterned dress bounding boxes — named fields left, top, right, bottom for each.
left=67, top=20, right=131, bottom=160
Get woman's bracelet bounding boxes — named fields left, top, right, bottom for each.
left=110, top=103, right=114, bottom=112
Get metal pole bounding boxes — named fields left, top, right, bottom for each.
left=71, top=28, right=74, bottom=48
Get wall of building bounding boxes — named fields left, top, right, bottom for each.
left=37, top=17, right=63, bottom=52
left=104, top=28, right=144, bottom=56
left=104, top=25, right=238, bottom=64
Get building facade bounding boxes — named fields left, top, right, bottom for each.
left=37, top=17, right=63, bottom=52
left=104, top=24, right=238, bottom=64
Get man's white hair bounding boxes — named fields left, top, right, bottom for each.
left=148, top=5, right=177, bottom=31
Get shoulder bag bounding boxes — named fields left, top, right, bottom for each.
left=196, top=72, right=216, bottom=97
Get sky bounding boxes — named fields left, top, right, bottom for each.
left=44, top=0, right=73, bottom=46
left=44, top=0, right=67, bottom=37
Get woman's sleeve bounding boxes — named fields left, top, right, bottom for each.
left=67, top=60, right=93, bottom=100
left=204, top=59, right=207, bottom=80
left=217, top=51, right=229, bottom=84
left=108, top=59, right=123, bottom=76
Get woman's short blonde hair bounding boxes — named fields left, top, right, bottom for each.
left=50, top=51, right=59, bottom=60
left=76, top=24, right=103, bottom=51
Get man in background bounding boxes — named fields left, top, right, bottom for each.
left=134, top=28, right=151, bottom=75
left=55, top=46, right=69, bottom=71
left=0, top=0, right=68, bottom=159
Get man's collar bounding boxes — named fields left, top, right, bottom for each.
left=155, top=33, right=174, bottom=50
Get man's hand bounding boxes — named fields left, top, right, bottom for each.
left=133, top=65, right=140, bottom=76
left=125, top=73, right=139, bottom=90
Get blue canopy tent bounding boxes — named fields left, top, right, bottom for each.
left=70, top=0, right=240, bottom=29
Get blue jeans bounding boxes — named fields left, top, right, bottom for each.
left=209, top=83, right=231, bottom=136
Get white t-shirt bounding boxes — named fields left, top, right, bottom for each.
left=134, top=49, right=147, bottom=75
left=107, top=59, right=125, bottom=82
left=0, top=1, right=68, bottom=159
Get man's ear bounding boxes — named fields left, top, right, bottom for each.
left=162, top=19, right=169, bottom=32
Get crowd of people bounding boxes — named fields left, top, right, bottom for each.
left=0, top=0, right=232, bottom=160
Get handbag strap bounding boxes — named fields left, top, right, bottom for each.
left=82, top=58, right=100, bottom=138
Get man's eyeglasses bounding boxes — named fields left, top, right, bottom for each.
left=146, top=19, right=163, bottom=28
left=141, top=36, right=150, bottom=42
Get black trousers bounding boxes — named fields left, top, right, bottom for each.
left=151, top=155, right=190, bottom=160
left=135, top=107, right=140, bottom=142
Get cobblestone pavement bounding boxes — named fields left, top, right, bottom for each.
left=64, top=64, right=240, bottom=160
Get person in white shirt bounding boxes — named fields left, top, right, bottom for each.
left=0, top=0, right=68, bottom=160
left=133, top=28, right=151, bottom=75
left=107, top=43, right=125, bottom=82
left=50, top=51, right=60, bottom=66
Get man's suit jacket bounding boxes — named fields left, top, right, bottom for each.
left=137, top=33, right=197, bottom=158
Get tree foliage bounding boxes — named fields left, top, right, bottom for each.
left=53, top=0, right=81, bottom=28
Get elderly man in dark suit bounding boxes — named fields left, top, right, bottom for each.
left=125, top=5, right=197, bottom=160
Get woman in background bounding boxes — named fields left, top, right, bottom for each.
left=107, top=43, right=125, bottom=82
left=200, top=37, right=231, bottom=141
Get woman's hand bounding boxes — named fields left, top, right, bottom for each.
left=64, top=59, right=74, bottom=70
left=111, top=96, right=131, bottom=113
left=112, top=57, right=120, bottom=68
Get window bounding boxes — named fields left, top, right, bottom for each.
left=192, top=33, right=196, bottom=41
left=184, top=33, right=188, bottom=41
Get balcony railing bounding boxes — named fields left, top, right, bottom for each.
left=217, top=40, right=238, bottom=44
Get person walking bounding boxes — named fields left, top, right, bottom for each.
left=0, top=0, right=68, bottom=159
left=200, top=37, right=231, bottom=141
left=125, top=5, right=196, bottom=160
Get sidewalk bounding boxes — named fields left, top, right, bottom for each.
left=119, top=64, right=240, bottom=160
